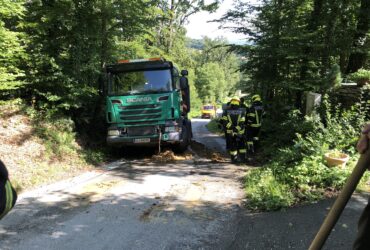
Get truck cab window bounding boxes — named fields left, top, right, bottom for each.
left=108, top=69, right=173, bottom=95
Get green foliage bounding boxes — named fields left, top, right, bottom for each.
left=247, top=98, right=365, bottom=211
left=0, top=0, right=26, bottom=95
left=34, top=117, right=77, bottom=157
left=322, top=64, right=342, bottom=91
left=82, top=149, right=107, bottom=165
left=348, top=69, right=370, bottom=84
left=205, top=118, right=223, bottom=135
left=245, top=168, right=295, bottom=211
left=195, top=62, right=226, bottom=103
left=193, top=37, right=241, bottom=104
left=220, top=0, right=368, bottom=110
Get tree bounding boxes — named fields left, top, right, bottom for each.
left=23, top=0, right=158, bottom=113
left=346, top=0, right=370, bottom=73
left=155, top=0, right=219, bottom=53
left=218, top=0, right=369, bottom=112
left=0, top=0, right=26, bottom=97
left=193, top=37, right=240, bottom=102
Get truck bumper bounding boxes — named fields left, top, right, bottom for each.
left=107, top=132, right=181, bottom=146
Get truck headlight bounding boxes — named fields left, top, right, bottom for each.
left=165, top=126, right=182, bottom=133
left=108, top=130, right=120, bottom=136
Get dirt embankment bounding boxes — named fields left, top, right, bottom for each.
left=0, top=102, right=91, bottom=192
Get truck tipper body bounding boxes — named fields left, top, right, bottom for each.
left=104, top=58, right=192, bottom=152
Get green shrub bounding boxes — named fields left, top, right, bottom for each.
left=245, top=168, right=295, bottom=211
left=34, top=117, right=78, bottom=158
left=246, top=96, right=365, bottom=211
left=348, top=69, right=370, bottom=84
left=206, top=118, right=223, bottom=134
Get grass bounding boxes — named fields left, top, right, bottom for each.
left=205, top=118, right=223, bottom=135
left=245, top=168, right=295, bottom=211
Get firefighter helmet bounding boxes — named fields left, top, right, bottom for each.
left=230, top=96, right=240, bottom=106
left=251, top=94, right=261, bottom=102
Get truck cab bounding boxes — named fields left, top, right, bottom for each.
left=103, top=58, right=192, bottom=152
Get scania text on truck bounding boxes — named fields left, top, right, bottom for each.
left=102, top=58, right=192, bottom=152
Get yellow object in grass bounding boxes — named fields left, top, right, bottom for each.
left=324, top=150, right=350, bottom=168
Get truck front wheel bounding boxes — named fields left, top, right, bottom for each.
left=172, top=125, right=190, bottom=153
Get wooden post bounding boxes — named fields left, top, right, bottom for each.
left=309, top=149, right=370, bottom=249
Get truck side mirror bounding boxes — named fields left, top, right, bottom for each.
left=181, top=69, right=188, bottom=76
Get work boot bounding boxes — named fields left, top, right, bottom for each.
left=239, top=153, right=246, bottom=163
left=231, top=155, right=238, bottom=163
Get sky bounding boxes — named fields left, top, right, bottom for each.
left=184, top=0, right=246, bottom=43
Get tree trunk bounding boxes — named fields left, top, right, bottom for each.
left=100, top=0, right=108, bottom=68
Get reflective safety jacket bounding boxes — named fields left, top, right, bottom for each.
left=247, top=101, right=264, bottom=128
left=221, top=106, right=246, bottom=136
left=0, top=160, right=17, bottom=220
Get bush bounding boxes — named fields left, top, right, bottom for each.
left=206, top=118, right=223, bottom=134
left=245, top=168, right=295, bottom=211
left=348, top=69, right=370, bottom=85
left=34, top=117, right=78, bottom=158
left=246, top=96, right=366, bottom=211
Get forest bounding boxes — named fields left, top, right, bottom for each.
left=1, top=0, right=370, bottom=210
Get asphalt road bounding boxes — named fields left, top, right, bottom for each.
left=0, top=119, right=245, bottom=250
left=0, top=119, right=368, bottom=249
left=191, top=118, right=226, bottom=154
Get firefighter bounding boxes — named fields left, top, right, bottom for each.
left=0, top=160, right=17, bottom=220
left=240, top=97, right=247, bottom=109
left=220, top=96, right=246, bottom=163
left=246, top=94, right=264, bottom=155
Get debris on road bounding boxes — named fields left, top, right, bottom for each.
left=150, top=150, right=192, bottom=163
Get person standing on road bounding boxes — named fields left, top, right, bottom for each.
left=246, top=94, right=264, bottom=155
left=220, top=96, right=246, bottom=163
left=354, top=123, right=370, bottom=249
left=0, top=160, right=17, bottom=220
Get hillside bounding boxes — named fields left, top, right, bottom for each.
left=0, top=101, right=94, bottom=192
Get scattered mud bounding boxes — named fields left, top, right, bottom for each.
left=190, top=140, right=228, bottom=163
left=150, top=150, right=193, bottom=163
left=139, top=201, right=167, bottom=222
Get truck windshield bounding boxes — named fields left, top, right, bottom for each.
left=108, top=69, right=172, bottom=95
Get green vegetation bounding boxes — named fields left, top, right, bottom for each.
left=206, top=118, right=223, bottom=135
left=1, top=0, right=370, bottom=211
left=348, top=69, right=370, bottom=85
left=0, top=100, right=101, bottom=192
left=245, top=98, right=370, bottom=211
left=0, top=0, right=243, bottom=191
left=216, top=0, right=370, bottom=211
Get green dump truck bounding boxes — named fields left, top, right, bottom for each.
left=103, top=58, right=192, bottom=152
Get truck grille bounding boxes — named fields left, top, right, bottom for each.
left=119, top=104, right=162, bottom=122
left=120, top=104, right=159, bottom=110
left=127, top=126, right=156, bottom=136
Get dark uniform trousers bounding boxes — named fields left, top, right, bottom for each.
left=221, top=107, right=246, bottom=163
left=0, top=160, right=17, bottom=220
left=246, top=102, right=264, bottom=154
left=353, top=197, right=370, bottom=250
